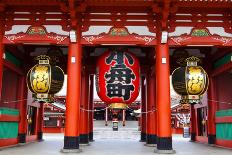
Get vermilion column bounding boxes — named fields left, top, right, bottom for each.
left=18, top=76, right=28, bottom=143
left=156, top=43, right=174, bottom=152
left=0, top=15, right=5, bottom=98
left=207, top=76, right=217, bottom=144
left=89, top=74, right=94, bottom=142
left=122, top=109, right=126, bottom=126
left=146, top=73, right=157, bottom=146
left=37, top=103, right=44, bottom=141
left=63, top=27, right=82, bottom=151
left=80, top=69, right=89, bottom=145
left=190, top=105, right=196, bottom=141
left=140, top=76, right=147, bottom=142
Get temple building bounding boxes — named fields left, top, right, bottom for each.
left=0, top=0, right=232, bottom=154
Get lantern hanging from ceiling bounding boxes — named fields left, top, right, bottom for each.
left=27, top=55, right=64, bottom=102
left=96, top=50, right=140, bottom=109
left=171, top=56, right=208, bottom=104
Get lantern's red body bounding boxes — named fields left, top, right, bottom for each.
left=96, top=50, right=140, bottom=107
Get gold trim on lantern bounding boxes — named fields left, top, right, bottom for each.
left=109, top=103, right=127, bottom=109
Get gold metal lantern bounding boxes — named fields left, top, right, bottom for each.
left=171, top=56, right=208, bottom=104
left=27, top=55, right=64, bottom=102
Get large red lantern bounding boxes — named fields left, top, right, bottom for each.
left=96, top=50, right=140, bottom=109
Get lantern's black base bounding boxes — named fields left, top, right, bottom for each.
left=63, top=136, right=80, bottom=150
left=38, top=132, right=44, bottom=141
left=146, top=134, right=157, bottom=145
left=89, top=132, right=94, bottom=142
left=190, top=133, right=196, bottom=142
left=140, top=132, right=147, bottom=142
left=157, top=137, right=173, bottom=151
left=80, top=134, right=89, bottom=145
left=18, top=133, right=26, bottom=144
left=208, top=134, right=216, bottom=145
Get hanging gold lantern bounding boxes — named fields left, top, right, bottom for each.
left=27, top=55, right=64, bottom=102
left=171, top=56, right=208, bottom=104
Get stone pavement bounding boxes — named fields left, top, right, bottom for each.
left=0, top=121, right=231, bottom=155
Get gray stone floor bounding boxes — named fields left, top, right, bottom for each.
left=0, top=121, right=232, bottom=155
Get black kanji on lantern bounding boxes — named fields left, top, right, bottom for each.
left=105, top=51, right=135, bottom=101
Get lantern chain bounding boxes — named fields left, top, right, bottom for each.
left=1, top=98, right=232, bottom=109
left=80, top=106, right=111, bottom=112
left=126, top=106, right=157, bottom=114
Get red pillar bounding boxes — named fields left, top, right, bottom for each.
left=89, top=74, right=94, bottom=141
left=63, top=27, right=82, bottom=151
left=122, top=109, right=126, bottom=126
left=37, top=103, right=44, bottom=141
left=18, top=76, right=28, bottom=143
left=0, top=15, right=5, bottom=98
left=190, top=105, right=196, bottom=141
left=156, top=43, right=174, bottom=152
left=80, top=69, right=89, bottom=144
left=207, top=76, right=217, bottom=144
left=140, top=76, right=147, bottom=142
left=146, top=73, right=157, bottom=146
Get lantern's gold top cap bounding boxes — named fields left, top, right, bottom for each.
left=186, top=56, right=200, bottom=66
left=35, top=55, right=50, bottom=61
left=186, top=56, right=200, bottom=63
left=35, top=55, right=50, bottom=65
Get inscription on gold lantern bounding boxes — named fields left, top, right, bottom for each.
left=187, top=66, right=205, bottom=94
left=32, top=65, right=50, bottom=93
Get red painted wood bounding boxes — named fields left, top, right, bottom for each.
left=207, top=76, right=217, bottom=136
left=196, top=136, right=208, bottom=143
left=0, top=114, right=19, bottom=122
left=18, top=76, right=28, bottom=136
left=80, top=70, right=89, bottom=135
left=89, top=75, right=94, bottom=135
left=172, top=128, right=183, bottom=134
left=190, top=105, right=196, bottom=135
left=212, top=62, right=232, bottom=77
left=37, top=104, right=44, bottom=133
left=215, top=116, right=232, bottom=123
left=3, top=60, right=24, bottom=75
left=141, top=76, right=147, bottom=135
left=216, top=139, right=232, bottom=148
left=156, top=43, right=171, bottom=137
left=0, top=16, right=4, bottom=99
left=26, top=135, right=37, bottom=142
left=146, top=74, right=156, bottom=135
left=65, top=26, right=82, bottom=137
left=215, top=71, right=232, bottom=110
left=0, top=138, right=18, bottom=147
